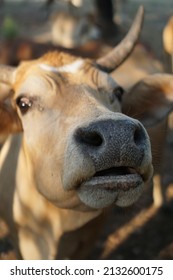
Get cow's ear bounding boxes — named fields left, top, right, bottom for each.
left=0, top=84, right=22, bottom=135
left=122, top=74, right=173, bottom=127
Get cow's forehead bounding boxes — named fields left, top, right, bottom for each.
left=38, top=59, right=118, bottom=89
left=14, top=54, right=119, bottom=95
left=15, top=75, right=50, bottom=96
left=39, top=59, right=84, bottom=74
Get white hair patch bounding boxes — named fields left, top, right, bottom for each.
left=39, top=59, right=84, bottom=74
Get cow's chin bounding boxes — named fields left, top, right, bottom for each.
left=77, top=167, right=145, bottom=209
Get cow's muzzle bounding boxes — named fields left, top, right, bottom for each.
left=63, top=114, right=153, bottom=209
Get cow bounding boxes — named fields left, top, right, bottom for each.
left=0, top=6, right=161, bottom=259
left=51, top=11, right=100, bottom=48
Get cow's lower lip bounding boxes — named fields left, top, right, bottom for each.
left=83, top=166, right=144, bottom=191
left=77, top=168, right=144, bottom=209
left=79, top=173, right=143, bottom=192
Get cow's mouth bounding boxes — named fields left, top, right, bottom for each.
left=77, top=166, right=144, bottom=209
left=92, top=166, right=142, bottom=190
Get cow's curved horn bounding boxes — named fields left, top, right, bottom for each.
left=96, top=6, right=144, bottom=73
left=0, top=65, right=16, bottom=85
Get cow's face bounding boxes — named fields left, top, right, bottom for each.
left=9, top=54, right=153, bottom=211
left=0, top=6, right=153, bottom=212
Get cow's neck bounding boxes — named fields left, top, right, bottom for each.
left=12, top=134, right=100, bottom=259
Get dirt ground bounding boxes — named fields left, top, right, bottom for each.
left=1, top=0, right=173, bottom=260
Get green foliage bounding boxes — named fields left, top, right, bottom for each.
left=0, top=16, right=19, bottom=40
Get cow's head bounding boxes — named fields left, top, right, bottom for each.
left=0, top=7, right=153, bottom=211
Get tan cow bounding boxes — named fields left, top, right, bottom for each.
left=0, top=7, right=165, bottom=259
left=51, top=11, right=100, bottom=48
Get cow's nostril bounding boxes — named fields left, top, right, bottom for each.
left=76, top=129, right=103, bottom=147
left=133, top=124, right=145, bottom=146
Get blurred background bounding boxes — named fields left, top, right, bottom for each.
left=1, top=0, right=173, bottom=260
left=0, top=0, right=172, bottom=63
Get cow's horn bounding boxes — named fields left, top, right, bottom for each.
left=96, top=6, right=144, bottom=73
left=0, top=65, right=16, bottom=85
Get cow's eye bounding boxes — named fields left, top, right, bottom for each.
left=16, top=96, right=32, bottom=114
left=110, top=86, right=124, bottom=103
